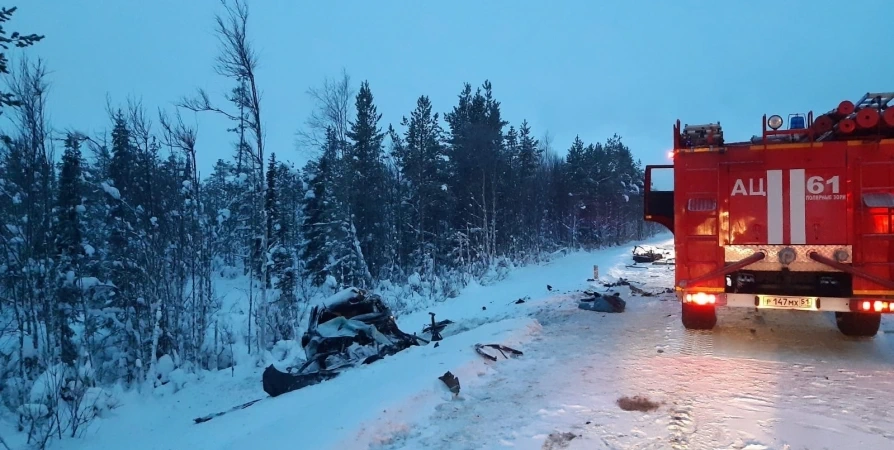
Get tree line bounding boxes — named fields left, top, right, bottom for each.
left=0, top=2, right=660, bottom=445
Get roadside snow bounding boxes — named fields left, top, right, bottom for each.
left=41, top=231, right=894, bottom=450
left=47, top=234, right=671, bottom=450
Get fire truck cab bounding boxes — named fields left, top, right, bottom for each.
left=644, top=92, right=894, bottom=336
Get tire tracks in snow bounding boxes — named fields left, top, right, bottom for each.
left=367, top=267, right=894, bottom=450
left=622, top=298, right=894, bottom=450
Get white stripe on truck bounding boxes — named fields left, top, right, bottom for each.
left=789, top=169, right=807, bottom=244
left=766, top=169, right=783, bottom=245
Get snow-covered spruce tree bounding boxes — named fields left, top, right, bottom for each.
left=102, top=110, right=147, bottom=383
left=515, top=120, right=543, bottom=256
left=500, top=125, right=520, bottom=256
left=388, top=95, right=452, bottom=297
left=443, top=81, right=508, bottom=274
left=52, top=134, right=85, bottom=369
left=264, top=153, right=298, bottom=343
left=202, top=158, right=241, bottom=268
left=343, top=81, right=387, bottom=286
left=299, top=129, right=337, bottom=288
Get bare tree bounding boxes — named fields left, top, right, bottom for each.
left=0, top=6, right=44, bottom=116
left=1, top=57, right=55, bottom=385
left=159, top=108, right=219, bottom=368
left=295, top=68, right=354, bottom=155
left=179, top=0, right=270, bottom=352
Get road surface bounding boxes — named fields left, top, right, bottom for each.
left=369, top=254, right=894, bottom=450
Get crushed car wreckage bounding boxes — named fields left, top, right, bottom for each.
left=194, top=287, right=522, bottom=424
left=631, top=245, right=664, bottom=263
left=262, top=287, right=426, bottom=397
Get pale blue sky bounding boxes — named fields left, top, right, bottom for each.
left=9, top=0, right=894, bottom=181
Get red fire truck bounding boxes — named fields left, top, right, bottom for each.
left=644, top=92, right=894, bottom=336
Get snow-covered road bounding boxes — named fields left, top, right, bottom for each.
left=45, top=234, right=894, bottom=450
left=352, top=242, right=894, bottom=450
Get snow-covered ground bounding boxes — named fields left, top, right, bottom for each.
left=19, top=232, right=894, bottom=450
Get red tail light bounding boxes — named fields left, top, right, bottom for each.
left=852, top=299, right=893, bottom=312
left=684, top=292, right=716, bottom=305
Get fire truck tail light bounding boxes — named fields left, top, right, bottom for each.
left=685, top=292, right=716, bottom=305
left=853, top=300, right=893, bottom=313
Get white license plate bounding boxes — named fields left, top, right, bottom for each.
left=757, top=296, right=817, bottom=310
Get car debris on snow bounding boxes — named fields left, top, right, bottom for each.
left=601, top=278, right=633, bottom=288
left=439, top=371, right=461, bottom=396
left=193, top=398, right=263, bottom=424
left=542, top=431, right=578, bottom=450
left=632, top=245, right=665, bottom=263
left=616, top=395, right=661, bottom=412
left=578, top=291, right=626, bottom=313
left=424, top=311, right=452, bottom=341
left=474, top=343, right=523, bottom=361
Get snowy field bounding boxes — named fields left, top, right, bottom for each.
left=12, top=233, right=894, bottom=450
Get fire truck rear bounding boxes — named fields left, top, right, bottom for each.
left=644, top=92, right=894, bottom=336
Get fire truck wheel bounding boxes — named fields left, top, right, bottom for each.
left=835, top=312, right=881, bottom=337
left=681, top=303, right=717, bottom=330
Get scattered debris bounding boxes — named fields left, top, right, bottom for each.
left=194, top=398, right=263, bottom=424
left=542, top=431, right=577, bottom=449
left=629, top=284, right=666, bottom=297
left=439, top=371, right=461, bottom=396
left=424, top=312, right=452, bottom=341
left=602, top=278, right=632, bottom=288
left=579, top=291, right=626, bottom=313
left=616, top=395, right=661, bottom=412
left=629, top=284, right=649, bottom=296
left=475, top=343, right=524, bottom=361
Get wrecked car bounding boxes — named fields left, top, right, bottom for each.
left=632, top=245, right=664, bottom=263
left=262, top=287, right=425, bottom=397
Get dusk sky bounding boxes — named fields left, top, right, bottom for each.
left=9, top=0, right=894, bottom=182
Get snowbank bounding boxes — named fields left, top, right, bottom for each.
left=42, top=233, right=672, bottom=450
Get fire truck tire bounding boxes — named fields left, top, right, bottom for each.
left=681, top=303, right=717, bottom=330
left=835, top=312, right=881, bottom=337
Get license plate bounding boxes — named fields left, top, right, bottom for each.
left=757, top=296, right=817, bottom=310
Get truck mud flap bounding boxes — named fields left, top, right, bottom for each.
left=809, top=251, right=894, bottom=291
left=678, top=251, right=766, bottom=289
